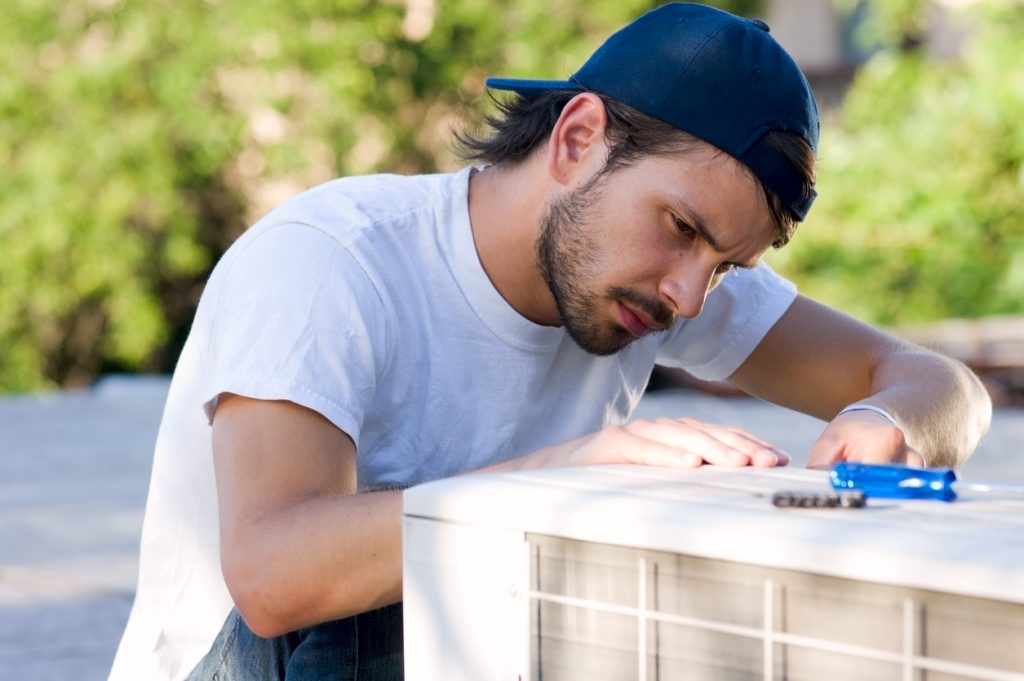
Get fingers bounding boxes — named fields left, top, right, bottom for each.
left=903, top=449, right=925, bottom=467
left=584, top=417, right=790, bottom=469
left=709, top=423, right=792, bottom=467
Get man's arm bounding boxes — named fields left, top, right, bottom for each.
left=729, top=294, right=992, bottom=467
left=212, top=395, right=403, bottom=638
left=214, top=389, right=803, bottom=635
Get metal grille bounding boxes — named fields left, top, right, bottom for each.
left=528, top=535, right=1024, bottom=681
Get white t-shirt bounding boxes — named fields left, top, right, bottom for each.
left=109, top=167, right=796, bottom=680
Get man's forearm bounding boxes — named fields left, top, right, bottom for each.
left=729, top=296, right=992, bottom=468
left=221, top=489, right=404, bottom=638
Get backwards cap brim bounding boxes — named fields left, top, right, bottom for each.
left=484, top=77, right=582, bottom=95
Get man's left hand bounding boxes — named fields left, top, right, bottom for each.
left=808, top=409, right=924, bottom=469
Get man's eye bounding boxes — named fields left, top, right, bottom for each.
left=673, top=216, right=696, bottom=238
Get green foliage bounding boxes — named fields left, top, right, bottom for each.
left=769, top=0, right=1024, bottom=326
left=1, top=0, right=759, bottom=393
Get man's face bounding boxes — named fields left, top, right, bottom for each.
left=537, top=143, right=779, bottom=356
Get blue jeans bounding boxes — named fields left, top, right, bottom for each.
left=187, top=603, right=403, bottom=681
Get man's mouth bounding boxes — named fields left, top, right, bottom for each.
left=617, top=301, right=664, bottom=338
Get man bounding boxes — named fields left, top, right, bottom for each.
left=110, top=3, right=991, bottom=680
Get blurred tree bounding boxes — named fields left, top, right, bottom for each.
left=769, top=0, right=1024, bottom=326
left=0, top=0, right=759, bottom=393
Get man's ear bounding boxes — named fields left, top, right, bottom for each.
left=546, top=92, right=609, bottom=186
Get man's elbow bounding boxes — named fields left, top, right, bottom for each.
left=220, top=541, right=302, bottom=639
left=936, top=356, right=993, bottom=467
left=962, top=363, right=993, bottom=450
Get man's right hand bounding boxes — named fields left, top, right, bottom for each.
left=485, top=417, right=790, bottom=474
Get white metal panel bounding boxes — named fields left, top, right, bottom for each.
left=403, top=516, right=530, bottom=681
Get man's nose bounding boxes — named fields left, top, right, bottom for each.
left=658, top=264, right=714, bottom=319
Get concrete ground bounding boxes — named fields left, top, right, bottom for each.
left=2, top=376, right=1022, bottom=681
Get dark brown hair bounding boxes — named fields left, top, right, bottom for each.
left=456, top=91, right=816, bottom=246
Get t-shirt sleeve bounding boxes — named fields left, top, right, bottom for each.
left=200, top=222, right=391, bottom=448
left=655, top=262, right=797, bottom=380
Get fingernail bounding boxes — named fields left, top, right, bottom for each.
left=773, top=450, right=792, bottom=466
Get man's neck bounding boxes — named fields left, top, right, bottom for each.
left=467, top=160, right=560, bottom=326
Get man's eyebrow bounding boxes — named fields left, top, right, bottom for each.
left=672, top=198, right=760, bottom=269
left=672, top=199, right=723, bottom=251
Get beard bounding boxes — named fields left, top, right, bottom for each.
left=536, top=178, right=674, bottom=356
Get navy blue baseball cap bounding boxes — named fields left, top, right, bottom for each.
left=486, top=2, right=820, bottom=221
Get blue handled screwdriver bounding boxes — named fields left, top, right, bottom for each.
left=830, top=461, right=1024, bottom=502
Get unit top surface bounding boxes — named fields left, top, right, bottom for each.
left=403, top=465, right=1024, bottom=603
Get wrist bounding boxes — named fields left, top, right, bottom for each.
left=836, top=404, right=900, bottom=429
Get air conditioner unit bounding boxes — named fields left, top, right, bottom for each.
left=402, top=465, right=1024, bottom=681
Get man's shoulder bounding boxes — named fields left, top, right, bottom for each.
left=256, top=170, right=468, bottom=240
left=199, top=167, right=474, bottom=349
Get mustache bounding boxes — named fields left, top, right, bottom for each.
left=608, top=286, right=675, bottom=329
